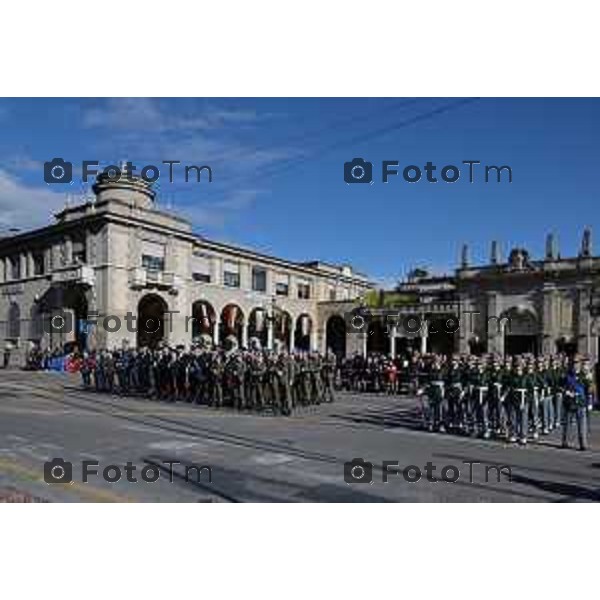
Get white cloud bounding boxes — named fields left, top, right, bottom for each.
left=82, top=98, right=260, bottom=133
left=80, top=99, right=292, bottom=188
left=0, top=170, right=66, bottom=230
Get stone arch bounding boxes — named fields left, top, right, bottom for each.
left=137, top=293, right=168, bottom=349
left=248, top=307, right=268, bottom=349
left=37, top=285, right=89, bottom=352
left=190, top=300, right=216, bottom=342
left=326, top=314, right=346, bottom=358
left=273, top=309, right=292, bottom=350
left=501, top=306, right=539, bottom=356
left=294, top=313, right=312, bottom=351
left=220, top=303, right=245, bottom=346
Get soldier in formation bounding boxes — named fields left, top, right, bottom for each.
left=79, top=339, right=337, bottom=415
left=416, top=352, right=594, bottom=450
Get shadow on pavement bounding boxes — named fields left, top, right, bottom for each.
left=143, top=454, right=394, bottom=503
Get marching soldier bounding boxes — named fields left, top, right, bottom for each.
left=527, top=361, right=541, bottom=440
left=322, top=350, right=337, bottom=403
left=508, top=361, right=532, bottom=445
left=103, top=351, right=115, bottom=394
left=487, top=358, right=508, bottom=436
left=444, top=356, right=464, bottom=432
left=208, top=351, right=224, bottom=408
left=562, top=363, right=590, bottom=451
left=228, top=351, right=246, bottom=410
left=248, top=353, right=266, bottom=409
left=115, top=350, right=129, bottom=396
left=424, top=357, right=446, bottom=433
left=469, top=359, right=490, bottom=438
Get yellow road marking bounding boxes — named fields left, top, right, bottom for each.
left=0, top=457, right=135, bottom=503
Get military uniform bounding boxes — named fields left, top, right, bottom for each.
left=444, top=359, right=464, bottom=431
left=508, top=364, right=533, bottom=444
left=562, top=366, right=589, bottom=450
left=468, top=362, right=490, bottom=438
left=424, top=360, right=446, bottom=432
left=322, top=351, right=336, bottom=403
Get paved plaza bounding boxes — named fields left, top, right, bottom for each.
left=0, top=370, right=599, bottom=502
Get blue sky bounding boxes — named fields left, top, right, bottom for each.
left=0, top=97, right=598, bottom=286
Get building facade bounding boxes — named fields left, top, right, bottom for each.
left=2, top=173, right=598, bottom=365
left=361, top=234, right=600, bottom=362
left=0, top=174, right=372, bottom=365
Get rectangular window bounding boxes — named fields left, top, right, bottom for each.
left=72, top=240, right=86, bottom=264
left=252, top=267, right=267, bottom=292
left=223, top=261, right=240, bottom=288
left=329, top=288, right=337, bottom=301
left=33, top=252, right=45, bottom=276
left=141, top=240, right=166, bottom=272
left=297, top=280, right=311, bottom=299
left=192, top=252, right=212, bottom=283
left=192, top=272, right=211, bottom=283
left=224, top=271, right=240, bottom=287
left=142, top=254, right=165, bottom=271
left=275, top=282, right=289, bottom=296
left=275, top=273, right=289, bottom=296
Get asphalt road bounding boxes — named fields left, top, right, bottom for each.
left=0, top=370, right=599, bottom=502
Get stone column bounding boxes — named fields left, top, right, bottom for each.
left=27, top=252, right=34, bottom=278
left=20, top=254, right=27, bottom=279
left=390, top=326, right=397, bottom=358
left=457, top=293, right=472, bottom=354
left=242, top=323, right=249, bottom=348
left=420, top=320, right=428, bottom=354
left=289, top=326, right=295, bottom=352
left=213, top=318, right=220, bottom=346
left=541, top=285, right=558, bottom=355
left=64, top=236, right=73, bottom=265
left=577, top=285, right=592, bottom=356
left=267, top=319, right=274, bottom=350
left=486, top=291, right=503, bottom=355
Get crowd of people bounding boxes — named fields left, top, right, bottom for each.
left=337, top=353, right=407, bottom=394
left=337, top=351, right=596, bottom=450
left=23, top=347, right=71, bottom=371
left=22, top=340, right=596, bottom=448
left=74, top=340, right=337, bottom=415
left=412, top=353, right=595, bottom=451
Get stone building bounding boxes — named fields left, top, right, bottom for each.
left=359, top=233, right=600, bottom=362
left=0, top=174, right=372, bottom=365
left=453, top=234, right=600, bottom=361
left=2, top=172, right=598, bottom=365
